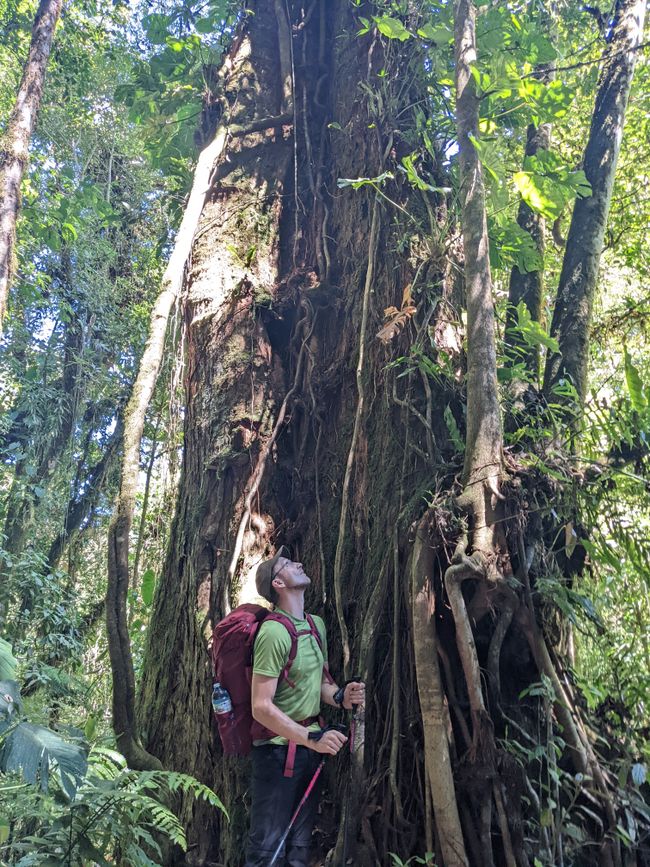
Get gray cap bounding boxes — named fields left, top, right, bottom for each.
left=255, top=546, right=290, bottom=602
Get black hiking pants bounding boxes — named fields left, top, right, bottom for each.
left=244, top=744, right=322, bottom=867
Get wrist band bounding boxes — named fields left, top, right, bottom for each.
left=333, top=686, right=346, bottom=707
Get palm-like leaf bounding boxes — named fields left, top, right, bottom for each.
left=0, top=722, right=87, bottom=798
left=0, top=638, right=17, bottom=681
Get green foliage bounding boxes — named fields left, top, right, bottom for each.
left=389, top=853, right=436, bottom=866
left=489, top=219, right=543, bottom=274
left=0, top=651, right=224, bottom=862
left=374, top=15, right=411, bottom=42
left=512, top=302, right=559, bottom=353
left=0, top=720, right=87, bottom=800
left=513, top=150, right=592, bottom=221
left=624, top=348, right=646, bottom=413
left=113, top=0, right=238, bottom=191
left=0, top=666, right=87, bottom=799
left=0, top=746, right=227, bottom=866
left=0, top=639, right=17, bottom=681
left=443, top=406, right=464, bottom=455
left=337, top=171, right=394, bottom=190
left=140, top=568, right=156, bottom=607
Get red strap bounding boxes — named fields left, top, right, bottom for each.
left=283, top=716, right=319, bottom=777
left=284, top=740, right=297, bottom=777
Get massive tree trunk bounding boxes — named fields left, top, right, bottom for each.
left=544, top=0, right=646, bottom=405
left=104, top=19, right=290, bottom=767
left=135, top=2, right=650, bottom=865
left=0, top=0, right=63, bottom=330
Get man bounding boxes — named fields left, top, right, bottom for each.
left=246, top=546, right=365, bottom=867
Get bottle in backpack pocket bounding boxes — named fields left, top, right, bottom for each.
left=212, top=682, right=233, bottom=714
left=212, top=683, right=241, bottom=754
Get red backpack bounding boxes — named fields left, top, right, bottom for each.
left=211, top=603, right=333, bottom=757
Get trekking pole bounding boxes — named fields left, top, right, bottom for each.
left=340, top=715, right=354, bottom=866
left=268, top=724, right=347, bottom=867
left=268, top=757, right=325, bottom=867
left=341, top=676, right=361, bottom=867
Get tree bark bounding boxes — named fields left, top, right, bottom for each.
left=544, top=0, right=646, bottom=404
left=0, top=0, right=63, bottom=329
left=411, top=516, right=468, bottom=867
left=105, top=11, right=291, bottom=765
left=453, top=0, right=503, bottom=545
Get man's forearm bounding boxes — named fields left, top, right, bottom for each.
left=252, top=700, right=315, bottom=747
left=321, top=681, right=341, bottom=708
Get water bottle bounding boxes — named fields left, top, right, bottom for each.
left=212, top=683, right=241, bottom=754
left=211, top=683, right=233, bottom=715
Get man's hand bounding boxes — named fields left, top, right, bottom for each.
left=310, top=729, right=348, bottom=755
left=343, top=680, right=365, bottom=711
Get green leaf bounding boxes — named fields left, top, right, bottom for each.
left=337, top=171, right=394, bottom=189
left=513, top=171, right=559, bottom=219
left=373, top=16, right=411, bottom=41
left=0, top=638, right=17, bottom=681
left=444, top=406, right=464, bottom=453
left=489, top=220, right=543, bottom=274
left=514, top=301, right=559, bottom=352
left=468, top=134, right=504, bottom=181
left=195, top=18, right=214, bottom=34
left=632, top=763, right=646, bottom=786
left=624, top=348, right=646, bottom=412
left=84, top=714, right=97, bottom=741
left=400, top=153, right=439, bottom=191
left=0, top=722, right=87, bottom=799
left=61, top=223, right=78, bottom=242
left=143, top=13, right=172, bottom=44
left=417, top=23, right=453, bottom=44
left=513, top=150, right=592, bottom=219
left=141, top=569, right=156, bottom=607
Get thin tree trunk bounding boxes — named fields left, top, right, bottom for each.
left=453, top=0, right=503, bottom=540
left=544, top=0, right=646, bottom=404
left=410, top=516, right=469, bottom=867
left=0, top=0, right=63, bottom=328
left=132, top=417, right=159, bottom=589
left=47, top=419, right=123, bottom=570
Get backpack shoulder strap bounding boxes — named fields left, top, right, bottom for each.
left=306, top=613, right=334, bottom=685
left=262, top=611, right=299, bottom=688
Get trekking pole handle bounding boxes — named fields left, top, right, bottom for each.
left=308, top=723, right=348, bottom=741
left=333, top=675, right=363, bottom=709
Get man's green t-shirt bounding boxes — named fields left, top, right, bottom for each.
left=252, top=609, right=328, bottom=746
